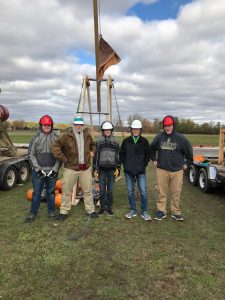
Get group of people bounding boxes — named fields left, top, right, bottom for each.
left=25, top=114, right=193, bottom=223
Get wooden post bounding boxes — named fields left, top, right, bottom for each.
left=81, top=76, right=87, bottom=114
left=93, top=0, right=101, bottom=112
left=86, top=77, right=94, bottom=133
left=218, top=128, right=225, bottom=164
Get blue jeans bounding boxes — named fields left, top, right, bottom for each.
left=99, top=168, right=115, bottom=209
left=125, top=172, right=148, bottom=213
left=30, top=170, right=58, bottom=215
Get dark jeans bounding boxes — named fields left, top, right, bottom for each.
left=99, top=168, right=115, bottom=209
left=124, top=172, right=148, bottom=213
left=30, top=170, right=58, bottom=215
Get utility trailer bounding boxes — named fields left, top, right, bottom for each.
left=0, top=106, right=30, bottom=190
left=188, top=129, right=225, bottom=193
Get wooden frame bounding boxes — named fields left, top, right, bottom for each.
left=78, top=75, right=113, bottom=130
left=218, top=128, right=225, bottom=164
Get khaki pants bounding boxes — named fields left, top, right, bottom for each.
left=156, top=168, right=183, bottom=215
left=60, top=167, right=95, bottom=215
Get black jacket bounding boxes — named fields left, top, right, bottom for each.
left=150, top=130, right=193, bottom=172
left=119, top=135, right=150, bottom=176
left=93, top=135, right=120, bottom=170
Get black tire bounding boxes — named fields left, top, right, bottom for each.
left=188, top=164, right=199, bottom=186
left=17, top=162, right=30, bottom=184
left=2, top=166, right=18, bottom=190
left=198, top=168, right=211, bottom=193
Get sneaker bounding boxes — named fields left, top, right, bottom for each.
left=98, top=208, right=105, bottom=215
left=125, top=210, right=137, bottom=219
left=154, top=211, right=166, bottom=221
left=171, top=214, right=184, bottom=221
left=55, top=214, right=68, bottom=221
left=141, top=211, right=152, bottom=221
left=24, top=213, right=36, bottom=223
left=106, top=208, right=114, bottom=216
left=87, top=212, right=98, bottom=218
left=48, top=212, right=56, bottom=219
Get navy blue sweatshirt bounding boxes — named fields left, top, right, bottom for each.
left=150, top=131, right=193, bottom=172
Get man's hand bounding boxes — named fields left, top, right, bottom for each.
left=37, top=169, right=46, bottom=178
left=47, top=170, right=57, bottom=178
left=183, top=164, right=187, bottom=170
left=89, top=151, right=94, bottom=157
left=153, top=161, right=158, bottom=167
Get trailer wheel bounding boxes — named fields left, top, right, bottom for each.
left=188, top=165, right=199, bottom=186
left=17, top=162, right=30, bottom=184
left=198, top=168, right=211, bottom=193
left=2, top=166, right=17, bottom=190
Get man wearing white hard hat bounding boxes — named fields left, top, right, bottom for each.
left=119, top=119, right=151, bottom=221
left=93, top=121, right=120, bottom=215
left=52, top=115, right=98, bottom=220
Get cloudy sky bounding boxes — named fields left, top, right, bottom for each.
left=0, top=0, right=225, bottom=125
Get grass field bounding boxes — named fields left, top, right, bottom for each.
left=8, top=131, right=220, bottom=146
left=1, top=132, right=225, bottom=299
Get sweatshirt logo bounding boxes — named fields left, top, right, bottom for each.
left=160, top=138, right=177, bottom=151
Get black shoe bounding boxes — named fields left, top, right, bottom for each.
left=106, top=208, right=114, bottom=216
left=56, top=214, right=68, bottom=221
left=25, top=213, right=36, bottom=223
left=87, top=212, right=98, bottom=218
left=98, top=208, right=105, bottom=215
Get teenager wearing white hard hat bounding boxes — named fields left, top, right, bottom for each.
left=93, top=121, right=120, bottom=215
left=119, top=119, right=151, bottom=221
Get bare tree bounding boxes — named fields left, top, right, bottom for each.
left=127, top=113, right=144, bottom=127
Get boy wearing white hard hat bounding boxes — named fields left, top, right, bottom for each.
left=93, top=121, right=120, bottom=215
left=119, top=119, right=151, bottom=221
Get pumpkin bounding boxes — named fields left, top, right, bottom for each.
left=26, top=189, right=33, bottom=201
left=55, top=193, right=62, bottom=208
left=55, top=179, right=62, bottom=192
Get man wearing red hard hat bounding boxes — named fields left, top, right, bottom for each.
left=25, top=115, right=61, bottom=222
left=150, top=115, right=193, bottom=221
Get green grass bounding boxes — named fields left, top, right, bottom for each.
left=8, top=131, right=220, bottom=146
left=1, top=166, right=225, bottom=299
left=1, top=132, right=224, bottom=299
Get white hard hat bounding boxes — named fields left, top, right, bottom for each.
left=73, top=115, right=84, bottom=125
left=101, top=121, right=114, bottom=130
left=131, top=120, right=142, bottom=129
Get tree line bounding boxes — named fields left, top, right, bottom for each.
left=2, top=115, right=222, bottom=135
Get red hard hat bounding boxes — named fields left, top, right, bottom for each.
left=162, top=116, right=174, bottom=126
left=39, top=115, right=53, bottom=125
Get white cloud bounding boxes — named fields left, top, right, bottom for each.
left=0, top=0, right=225, bottom=125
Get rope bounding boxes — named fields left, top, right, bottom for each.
left=112, top=83, right=125, bottom=140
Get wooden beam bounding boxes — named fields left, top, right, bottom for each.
left=218, top=128, right=225, bottom=164
left=93, top=0, right=101, bottom=112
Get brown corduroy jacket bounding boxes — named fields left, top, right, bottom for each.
left=52, top=128, right=95, bottom=171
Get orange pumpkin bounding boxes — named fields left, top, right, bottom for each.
left=55, top=179, right=62, bottom=192
left=26, top=189, right=33, bottom=201
left=55, top=193, right=62, bottom=208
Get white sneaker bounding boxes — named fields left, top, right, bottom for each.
left=125, top=210, right=137, bottom=219
left=141, top=211, right=152, bottom=221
